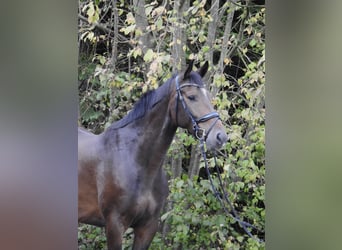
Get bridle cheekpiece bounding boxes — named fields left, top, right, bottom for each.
left=175, top=75, right=220, bottom=141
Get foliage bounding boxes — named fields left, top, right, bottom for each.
left=78, top=0, right=265, bottom=248
left=78, top=224, right=107, bottom=250
left=151, top=173, right=264, bottom=249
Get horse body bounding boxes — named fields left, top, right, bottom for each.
left=78, top=62, right=228, bottom=249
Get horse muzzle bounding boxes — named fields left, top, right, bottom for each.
left=205, top=126, right=228, bottom=151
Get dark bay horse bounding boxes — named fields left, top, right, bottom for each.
left=78, top=61, right=228, bottom=250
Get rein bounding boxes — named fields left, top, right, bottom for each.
left=174, top=75, right=264, bottom=243
left=198, top=137, right=264, bottom=243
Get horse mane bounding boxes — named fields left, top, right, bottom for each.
left=107, top=75, right=176, bottom=130
left=110, top=90, right=160, bottom=129
left=105, top=70, right=204, bottom=131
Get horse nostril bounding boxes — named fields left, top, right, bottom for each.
left=217, top=132, right=228, bottom=144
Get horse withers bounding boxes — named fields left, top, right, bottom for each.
left=78, top=61, right=228, bottom=250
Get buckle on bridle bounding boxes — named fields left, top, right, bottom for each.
left=195, top=127, right=206, bottom=140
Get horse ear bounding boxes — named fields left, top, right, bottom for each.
left=198, top=61, right=209, bottom=77
left=183, top=60, right=194, bottom=80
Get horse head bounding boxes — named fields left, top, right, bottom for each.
left=170, top=61, right=228, bottom=151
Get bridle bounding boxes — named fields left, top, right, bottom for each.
left=174, top=75, right=264, bottom=243
left=175, top=75, right=220, bottom=140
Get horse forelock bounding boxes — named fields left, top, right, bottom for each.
left=188, top=71, right=205, bottom=87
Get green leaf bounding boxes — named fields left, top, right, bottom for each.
left=145, top=6, right=154, bottom=16
left=176, top=180, right=184, bottom=189
left=126, top=12, right=135, bottom=24
left=120, top=24, right=136, bottom=35
left=143, top=49, right=154, bottom=62
left=202, top=45, right=210, bottom=53
left=86, top=2, right=99, bottom=24
left=194, top=200, right=203, bottom=209
left=160, top=211, right=171, bottom=222
left=155, top=17, right=163, bottom=30
left=249, top=39, right=257, bottom=47
left=132, top=47, right=142, bottom=58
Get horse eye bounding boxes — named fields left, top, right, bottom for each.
left=187, top=95, right=196, bottom=101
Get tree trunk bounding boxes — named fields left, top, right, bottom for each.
left=111, top=0, right=118, bottom=70
left=133, top=0, right=153, bottom=54
left=188, top=143, right=201, bottom=179
left=216, top=0, right=237, bottom=96
left=172, top=0, right=189, bottom=71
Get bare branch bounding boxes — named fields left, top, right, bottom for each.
left=78, top=14, right=112, bottom=34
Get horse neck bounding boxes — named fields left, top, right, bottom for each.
left=134, top=82, right=177, bottom=176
